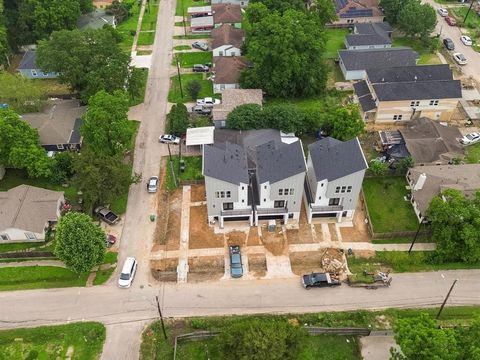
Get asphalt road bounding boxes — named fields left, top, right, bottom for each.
left=425, top=0, right=480, bottom=81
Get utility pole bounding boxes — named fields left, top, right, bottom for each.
left=176, top=55, right=184, bottom=98
left=155, top=296, right=168, bottom=340
left=436, top=279, right=458, bottom=319
left=464, top=1, right=474, bottom=24
left=408, top=220, right=423, bottom=254
left=182, top=7, right=187, bottom=36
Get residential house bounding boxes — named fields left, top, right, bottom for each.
left=212, top=56, right=248, bottom=93
left=332, top=0, right=384, bottom=27
left=187, top=5, right=212, bottom=17
left=379, top=117, right=464, bottom=165
left=21, top=99, right=86, bottom=152
left=304, top=137, right=368, bottom=223
left=0, top=185, right=64, bottom=242
left=93, top=0, right=113, bottom=8
left=212, top=4, right=242, bottom=28
left=406, top=164, right=480, bottom=221
left=211, top=0, right=249, bottom=9
left=190, top=16, right=214, bottom=33
left=203, top=129, right=306, bottom=228
left=338, top=48, right=419, bottom=81
left=212, top=89, right=263, bottom=128
left=211, top=24, right=244, bottom=57
left=354, top=64, right=462, bottom=122
left=77, top=9, right=116, bottom=30
left=17, top=51, right=58, bottom=79
left=345, top=22, right=392, bottom=50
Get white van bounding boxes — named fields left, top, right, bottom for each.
left=118, top=257, right=137, bottom=288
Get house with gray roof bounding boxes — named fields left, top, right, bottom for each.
left=345, top=22, right=392, bottom=50
left=338, top=48, right=419, bottom=80
left=202, top=129, right=306, bottom=227
left=0, top=185, right=64, bottom=242
left=17, top=50, right=58, bottom=79
left=304, top=137, right=368, bottom=223
left=354, top=64, right=462, bottom=122
left=77, top=9, right=116, bottom=30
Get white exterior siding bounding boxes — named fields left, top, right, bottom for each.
left=214, top=82, right=239, bottom=94
left=211, top=0, right=248, bottom=7
left=213, top=45, right=241, bottom=57
left=346, top=44, right=391, bottom=50
left=0, top=228, right=45, bottom=243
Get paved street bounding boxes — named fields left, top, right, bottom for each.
left=425, top=0, right=480, bottom=81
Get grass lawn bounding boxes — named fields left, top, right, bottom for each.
left=173, top=51, right=212, bottom=67
left=31, top=79, right=71, bottom=97
left=465, top=143, right=480, bottom=164
left=326, top=59, right=345, bottom=86
left=141, top=2, right=159, bottom=31
left=174, top=45, right=191, bottom=51
left=137, top=31, right=156, bottom=46
left=371, top=236, right=430, bottom=244
left=93, top=268, right=115, bottom=285
left=168, top=73, right=213, bottom=103
left=176, top=0, right=208, bottom=16
left=165, top=155, right=203, bottom=191
left=265, top=90, right=351, bottom=113
left=0, top=322, right=105, bottom=359
left=130, top=68, right=149, bottom=106
left=324, top=29, right=348, bottom=59
left=452, top=6, right=480, bottom=28
left=104, top=251, right=118, bottom=265
left=392, top=37, right=442, bottom=65
left=0, top=241, right=46, bottom=254
left=363, top=177, right=418, bottom=233
left=117, top=3, right=141, bottom=52
left=0, top=266, right=89, bottom=291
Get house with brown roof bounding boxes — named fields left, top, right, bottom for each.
left=0, top=185, right=64, bottom=242
left=212, top=89, right=263, bottom=128
left=212, top=24, right=245, bottom=57
left=212, top=56, right=248, bottom=93
left=212, top=4, right=242, bottom=28
left=332, top=0, right=384, bottom=27
left=21, top=99, right=86, bottom=152
left=211, top=0, right=249, bottom=8
left=406, top=164, right=480, bottom=221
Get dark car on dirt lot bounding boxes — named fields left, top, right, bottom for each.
left=302, top=272, right=341, bottom=289
left=94, top=206, right=120, bottom=225
left=229, top=245, right=243, bottom=278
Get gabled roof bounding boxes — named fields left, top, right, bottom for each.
left=355, top=22, right=392, bottom=35
left=308, top=137, right=368, bottom=182
left=339, top=48, right=419, bottom=71
left=212, top=89, right=263, bottom=121
left=21, top=99, right=86, bottom=146
left=18, top=50, right=38, bottom=70
left=373, top=80, right=462, bottom=101
left=353, top=80, right=376, bottom=112
left=213, top=56, right=248, bottom=84
left=211, top=24, right=244, bottom=50
left=203, top=142, right=249, bottom=185
left=0, top=185, right=63, bottom=233
left=334, top=0, right=383, bottom=17
left=212, top=4, right=242, bottom=24
left=346, top=34, right=390, bottom=47
left=346, top=22, right=392, bottom=47
left=366, top=64, right=453, bottom=83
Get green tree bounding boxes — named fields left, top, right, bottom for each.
left=0, top=0, right=9, bottom=66
left=250, top=0, right=304, bottom=14
left=55, top=212, right=105, bottom=273
left=0, top=109, right=52, bottom=178
left=226, top=104, right=263, bottom=129
left=311, top=0, right=337, bottom=26
left=241, top=10, right=328, bottom=98
left=186, top=80, right=202, bottom=100
left=263, top=104, right=306, bottom=134
left=127, top=67, right=147, bottom=104
left=73, top=149, right=138, bottom=211
left=0, top=72, right=44, bottom=113
left=456, top=318, right=480, bottom=360
left=37, top=28, right=131, bottom=102
left=379, top=0, right=406, bottom=25
left=397, top=156, right=413, bottom=173
left=81, top=90, right=134, bottom=156
left=167, top=103, right=189, bottom=136
left=79, top=0, right=93, bottom=13
left=369, top=159, right=389, bottom=176
left=324, top=105, right=364, bottom=141
left=218, top=319, right=306, bottom=360
left=391, top=313, right=459, bottom=360
left=51, top=151, right=75, bottom=184
left=398, top=1, right=436, bottom=39
left=427, top=189, right=480, bottom=263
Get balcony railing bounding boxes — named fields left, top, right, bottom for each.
left=310, top=205, right=343, bottom=212
left=220, top=208, right=252, bottom=217
left=255, top=207, right=288, bottom=215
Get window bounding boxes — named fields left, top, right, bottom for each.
left=341, top=186, right=346, bottom=193
left=347, top=186, right=352, bottom=193
left=278, top=189, right=283, bottom=195
left=274, top=200, right=285, bottom=208
left=223, top=202, right=234, bottom=210
left=393, top=115, right=403, bottom=121
left=226, top=191, right=231, bottom=198
left=242, top=199, right=245, bottom=203
left=42, top=71, right=48, bottom=76
left=329, top=198, right=340, bottom=206
left=264, top=186, right=267, bottom=189
left=215, top=192, right=219, bottom=198
left=318, top=196, right=322, bottom=200
left=220, top=191, right=225, bottom=198
left=284, top=188, right=288, bottom=195
left=0, top=234, right=9, bottom=241
left=56, top=144, right=64, bottom=150
left=321, top=183, right=324, bottom=187
left=289, top=189, right=294, bottom=195
left=410, top=101, right=420, bottom=107
left=335, top=186, right=340, bottom=193
left=219, top=51, right=224, bottom=56
left=433, top=100, right=439, bottom=106
left=25, top=232, right=36, bottom=240
left=31, top=70, right=38, bottom=77
left=241, top=186, right=244, bottom=190
left=263, top=198, right=266, bottom=202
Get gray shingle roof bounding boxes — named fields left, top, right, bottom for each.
left=308, top=137, right=368, bottom=182
left=355, top=22, right=392, bottom=35
left=339, top=48, right=419, bottom=71
left=353, top=80, right=370, bottom=97
left=354, top=80, right=377, bottom=112
left=373, top=80, right=462, bottom=101
left=203, top=142, right=249, bottom=185
left=366, top=64, right=453, bottom=83
left=18, top=50, right=38, bottom=70
left=346, top=34, right=391, bottom=47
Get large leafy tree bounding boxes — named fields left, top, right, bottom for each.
left=311, top=0, right=337, bottom=26
left=226, top=104, right=264, bottom=130
left=55, top=212, right=105, bottom=274
left=456, top=318, right=480, bottom=360
left=218, top=319, right=306, bottom=360
left=167, top=103, right=189, bottom=136
left=250, top=0, right=304, bottom=14
left=324, top=105, right=365, bottom=141
left=0, top=109, right=51, bottom=178
left=37, top=28, right=131, bottom=102
left=398, top=0, right=436, bottom=39
left=241, top=10, right=328, bottom=98
left=0, top=0, right=9, bottom=66
left=81, top=90, right=134, bottom=157
left=379, top=0, right=405, bottom=25
left=427, top=189, right=480, bottom=264
left=263, top=104, right=306, bottom=134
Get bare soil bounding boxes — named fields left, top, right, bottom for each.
left=188, top=255, right=224, bottom=282
left=248, top=253, right=267, bottom=277
left=290, top=248, right=346, bottom=276
left=246, top=227, right=261, bottom=246
left=260, top=224, right=287, bottom=256
left=328, top=224, right=339, bottom=242
left=340, top=209, right=371, bottom=243
left=153, top=159, right=170, bottom=246
left=352, top=250, right=376, bottom=258
left=226, top=231, right=247, bottom=246
left=313, top=224, right=325, bottom=240
left=164, top=189, right=182, bottom=250
left=150, top=258, right=178, bottom=282
left=287, top=210, right=315, bottom=244
left=189, top=205, right=224, bottom=249
left=190, top=184, right=206, bottom=203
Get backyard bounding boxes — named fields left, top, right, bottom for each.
left=392, top=37, right=442, bottom=65
left=362, top=176, right=419, bottom=233
left=176, top=0, right=209, bottom=16
left=466, top=143, right=480, bottom=163
left=0, top=322, right=105, bottom=359
left=168, top=73, right=213, bottom=103
left=324, top=29, right=348, bottom=59
left=165, top=155, right=203, bottom=191
left=116, top=2, right=142, bottom=52
left=173, top=51, right=213, bottom=68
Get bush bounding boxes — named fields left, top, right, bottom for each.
left=167, top=103, right=189, bottom=136
left=50, top=151, right=75, bottom=184
left=186, top=80, right=201, bottom=100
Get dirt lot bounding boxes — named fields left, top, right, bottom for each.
left=226, top=231, right=247, bottom=246
left=246, top=227, right=261, bottom=246
left=164, top=189, right=182, bottom=250
left=190, top=184, right=206, bottom=202
left=287, top=210, right=315, bottom=244
left=260, top=224, right=287, bottom=256
left=340, top=209, right=370, bottom=243
left=188, top=255, right=224, bottom=282
left=150, top=258, right=178, bottom=282
left=290, top=249, right=346, bottom=276
left=328, top=224, right=339, bottom=241
left=189, top=205, right=225, bottom=249
left=248, top=253, right=267, bottom=277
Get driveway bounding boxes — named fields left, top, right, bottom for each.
left=424, top=0, right=480, bottom=81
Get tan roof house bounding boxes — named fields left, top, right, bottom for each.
left=0, top=185, right=64, bottom=242
left=211, top=24, right=245, bottom=57
left=212, top=56, right=248, bottom=94
left=212, top=89, right=263, bottom=128
left=406, top=164, right=480, bottom=221
left=212, top=4, right=242, bottom=28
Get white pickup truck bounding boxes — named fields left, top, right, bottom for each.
left=196, top=97, right=221, bottom=108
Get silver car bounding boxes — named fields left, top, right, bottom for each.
left=147, top=176, right=159, bottom=193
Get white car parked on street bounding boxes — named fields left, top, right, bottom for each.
left=460, top=132, right=480, bottom=145
left=159, top=134, right=180, bottom=144
left=460, top=35, right=473, bottom=46
left=118, top=257, right=137, bottom=288
left=438, top=8, right=448, bottom=17
left=453, top=52, right=467, bottom=65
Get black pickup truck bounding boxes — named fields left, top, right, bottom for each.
left=94, top=206, right=120, bottom=225
left=301, top=272, right=341, bottom=289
